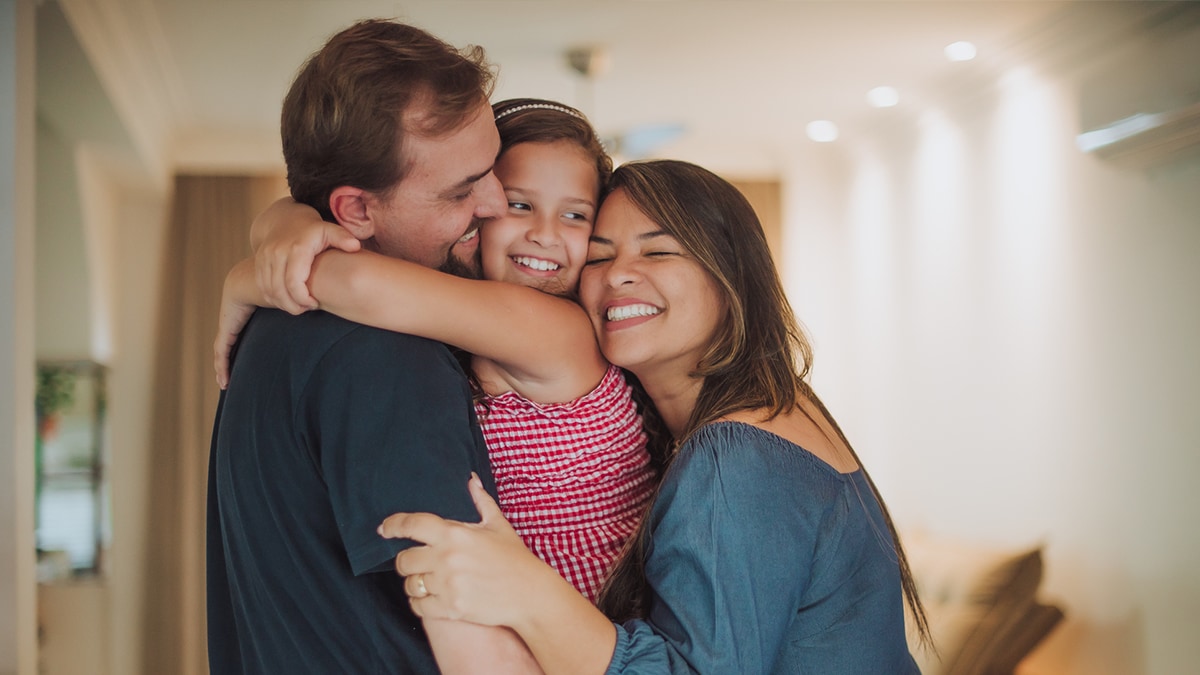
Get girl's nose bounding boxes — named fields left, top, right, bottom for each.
left=526, top=215, right=560, bottom=247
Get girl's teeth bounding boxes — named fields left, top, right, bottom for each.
left=513, top=256, right=560, bottom=271
left=607, top=304, right=660, bottom=321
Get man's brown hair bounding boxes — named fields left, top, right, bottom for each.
left=281, top=19, right=496, bottom=221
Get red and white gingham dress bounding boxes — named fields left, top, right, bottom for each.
left=477, top=365, right=656, bottom=601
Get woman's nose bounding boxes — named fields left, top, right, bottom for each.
left=602, top=254, right=639, bottom=287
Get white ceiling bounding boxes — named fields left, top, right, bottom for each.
left=52, top=0, right=1187, bottom=181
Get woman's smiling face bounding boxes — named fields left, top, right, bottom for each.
left=579, top=188, right=725, bottom=381
left=478, top=140, right=599, bottom=297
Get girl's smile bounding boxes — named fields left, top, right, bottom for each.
left=480, top=140, right=599, bottom=296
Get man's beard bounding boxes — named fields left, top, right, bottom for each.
left=438, top=245, right=482, bottom=280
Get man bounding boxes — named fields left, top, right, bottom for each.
left=206, top=20, right=533, bottom=673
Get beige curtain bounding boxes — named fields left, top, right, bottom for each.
left=142, top=174, right=285, bottom=675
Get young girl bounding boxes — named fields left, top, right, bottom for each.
left=379, top=160, right=929, bottom=673
left=215, top=99, right=657, bottom=601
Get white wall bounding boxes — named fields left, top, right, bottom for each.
left=35, top=118, right=95, bottom=359
left=34, top=180, right=168, bottom=675
left=30, top=3, right=171, bottom=673
left=781, top=36, right=1200, bottom=675
left=1, top=0, right=39, bottom=672
left=105, top=184, right=168, bottom=675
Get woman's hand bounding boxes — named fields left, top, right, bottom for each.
left=379, top=474, right=567, bottom=630
left=251, top=198, right=361, bottom=315
left=382, top=475, right=620, bottom=675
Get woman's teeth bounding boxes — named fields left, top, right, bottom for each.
left=513, top=256, right=560, bottom=271
left=607, top=304, right=660, bottom=321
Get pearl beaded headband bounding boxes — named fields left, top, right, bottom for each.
left=494, top=103, right=584, bottom=121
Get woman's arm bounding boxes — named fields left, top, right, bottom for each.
left=382, top=476, right=617, bottom=675
left=308, top=249, right=607, bottom=403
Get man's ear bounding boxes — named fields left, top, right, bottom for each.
left=328, top=186, right=374, bottom=241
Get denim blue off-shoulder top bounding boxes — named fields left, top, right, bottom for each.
left=605, top=421, right=920, bottom=674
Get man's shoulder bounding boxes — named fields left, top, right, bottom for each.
left=248, top=309, right=453, bottom=357
left=232, top=309, right=466, bottom=386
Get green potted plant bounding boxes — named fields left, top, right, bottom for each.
left=35, top=366, right=76, bottom=440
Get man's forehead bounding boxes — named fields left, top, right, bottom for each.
left=396, top=104, right=499, bottom=193
left=401, top=90, right=491, bottom=137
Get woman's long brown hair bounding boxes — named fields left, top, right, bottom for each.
left=593, top=160, right=931, bottom=647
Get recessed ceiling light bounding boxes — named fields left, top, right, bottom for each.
left=867, top=86, right=900, bottom=108
left=944, top=41, right=977, bottom=62
left=806, top=120, right=839, bottom=143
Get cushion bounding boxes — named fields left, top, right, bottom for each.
left=901, top=530, right=1062, bottom=675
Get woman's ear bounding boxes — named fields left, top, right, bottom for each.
left=328, top=186, right=374, bottom=241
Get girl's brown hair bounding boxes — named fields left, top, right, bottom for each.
left=491, top=98, right=612, bottom=188
left=594, top=160, right=930, bottom=647
left=462, top=99, right=614, bottom=405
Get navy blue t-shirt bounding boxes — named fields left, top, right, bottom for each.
left=207, top=309, right=495, bottom=673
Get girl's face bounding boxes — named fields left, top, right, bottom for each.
left=479, top=140, right=599, bottom=296
left=579, top=188, right=725, bottom=381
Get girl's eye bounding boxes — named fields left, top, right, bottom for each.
left=645, top=251, right=677, bottom=258
left=508, top=201, right=531, bottom=211
left=564, top=211, right=592, bottom=223
left=584, top=257, right=611, bottom=266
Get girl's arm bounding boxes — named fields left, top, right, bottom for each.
left=250, top=197, right=361, bottom=314
left=307, top=249, right=608, bottom=404
left=213, top=258, right=261, bottom=389
left=239, top=198, right=607, bottom=402
left=214, top=248, right=609, bottom=402
left=382, top=476, right=617, bottom=675
left=424, top=620, right=545, bottom=675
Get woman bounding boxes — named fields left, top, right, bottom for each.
left=381, top=159, right=929, bottom=673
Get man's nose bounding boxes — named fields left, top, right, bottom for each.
left=473, top=172, right=506, bottom=218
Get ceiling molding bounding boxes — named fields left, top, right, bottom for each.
left=58, top=0, right=189, bottom=184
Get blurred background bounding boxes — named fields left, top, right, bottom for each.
left=2, top=1, right=1199, bottom=673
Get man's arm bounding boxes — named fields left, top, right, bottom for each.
left=304, top=324, right=532, bottom=670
